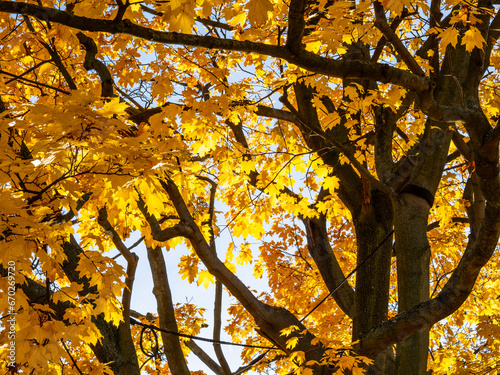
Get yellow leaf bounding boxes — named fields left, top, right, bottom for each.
left=179, top=255, right=199, bottom=283
left=286, top=336, right=299, bottom=349
left=381, top=0, right=409, bottom=16
left=439, top=27, right=459, bottom=49
left=253, top=262, right=264, bottom=278
left=462, top=27, right=486, bottom=53
left=344, top=84, right=362, bottom=100
left=241, top=159, right=255, bottom=174
left=225, top=260, right=237, bottom=273
left=323, top=176, right=339, bottom=191
left=290, top=351, right=305, bottom=365
left=246, top=0, right=274, bottom=26
left=166, top=0, right=196, bottom=33
left=236, top=244, right=253, bottom=265
left=98, top=98, right=129, bottom=117
left=197, top=269, right=215, bottom=288
left=171, top=11, right=196, bottom=33
left=358, top=356, right=374, bottom=365
left=229, top=11, right=247, bottom=27
left=337, top=355, right=356, bottom=369
left=226, top=242, right=235, bottom=261
left=306, top=40, right=322, bottom=53
left=169, top=0, right=185, bottom=10
left=280, top=325, right=299, bottom=337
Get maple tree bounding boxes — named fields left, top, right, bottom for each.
left=1, top=0, right=500, bottom=373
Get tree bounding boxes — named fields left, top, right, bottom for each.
left=1, top=0, right=500, bottom=373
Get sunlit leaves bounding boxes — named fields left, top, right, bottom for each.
left=246, top=0, right=274, bottom=26
left=381, top=0, right=412, bottom=16
left=439, top=27, right=460, bottom=49
left=229, top=11, right=248, bottom=28
left=98, top=98, right=129, bottom=117
left=290, top=350, right=305, bottom=365
left=236, top=243, right=253, bottom=265
left=179, top=255, right=199, bottom=283
left=322, top=176, right=340, bottom=191
left=197, top=269, right=215, bottom=288
left=175, top=303, right=207, bottom=337
left=280, top=325, right=300, bottom=337
left=2, top=0, right=500, bottom=373
left=168, top=0, right=197, bottom=33
left=462, top=27, right=486, bottom=53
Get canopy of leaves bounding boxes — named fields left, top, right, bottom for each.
left=1, top=0, right=500, bottom=374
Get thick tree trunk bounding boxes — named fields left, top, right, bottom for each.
left=90, top=320, right=141, bottom=375
left=393, top=128, right=452, bottom=375
left=393, top=194, right=431, bottom=375
left=352, top=189, right=393, bottom=375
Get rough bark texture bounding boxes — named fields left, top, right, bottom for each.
left=146, top=246, right=191, bottom=375
left=352, top=190, right=393, bottom=375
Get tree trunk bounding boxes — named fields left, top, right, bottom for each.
left=393, top=194, right=431, bottom=375
left=352, top=189, right=393, bottom=375
left=90, top=320, right=141, bottom=375
left=393, top=128, right=452, bottom=374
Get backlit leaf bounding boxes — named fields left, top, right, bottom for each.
left=246, top=0, right=274, bottom=26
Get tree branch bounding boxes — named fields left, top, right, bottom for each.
left=97, top=207, right=136, bottom=263
left=96, top=207, right=138, bottom=327
left=371, top=10, right=409, bottom=62
left=213, top=281, right=232, bottom=375
left=302, top=215, right=355, bottom=317
left=284, top=97, right=396, bottom=199
left=146, top=246, right=191, bottom=375
left=76, top=32, right=114, bottom=97
left=224, top=102, right=357, bottom=318
left=427, top=217, right=469, bottom=231
left=23, top=15, right=77, bottom=90
left=184, top=339, right=225, bottom=375
left=255, top=105, right=296, bottom=123
left=233, top=351, right=271, bottom=375
left=0, top=69, right=70, bottom=94
left=373, top=2, right=425, bottom=77
left=487, top=8, right=500, bottom=62
left=417, top=91, right=476, bottom=123
left=136, top=195, right=192, bottom=241
left=286, top=0, right=307, bottom=51
left=486, top=117, right=500, bottom=144
left=159, top=177, right=270, bottom=317
left=23, top=235, right=141, bottom=374
left=463, top=173, right=485, bottom=242
left=0, top=1, right=431, bottom=93
left=452, top=129, right=474, bottom=162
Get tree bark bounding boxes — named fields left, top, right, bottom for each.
left=393, top=127, right=452, bottom=375
left=146, top=246, right=191, bottom=375
left=352, top=189, right=393, bottom=375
